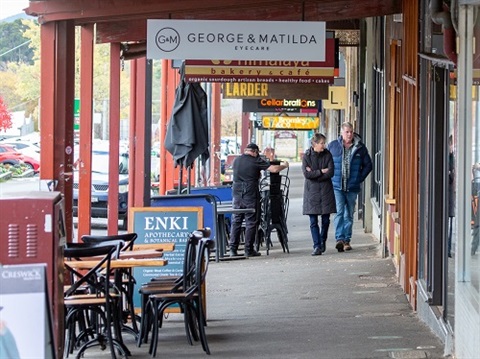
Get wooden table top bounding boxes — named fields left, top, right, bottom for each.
left=64, top=248, right=169, bottom=269
left=131, top=243, right=175, bottom=251
left=64, top=258, right=168, bottom=269
left=118, top=249, right=164, bottom=259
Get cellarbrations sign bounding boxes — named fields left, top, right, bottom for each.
left=147, top=19, right=326, bottom=61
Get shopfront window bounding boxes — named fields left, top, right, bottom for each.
left=470, top=79, right=480, bottom=292
left=460, top=5, right=480, bottom=293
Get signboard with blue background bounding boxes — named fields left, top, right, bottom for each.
left=130, top=206, right=203, bottom=307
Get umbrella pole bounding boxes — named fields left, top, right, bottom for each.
left=178, top=165, right=183, bottom=195
left=186, top=165, right=191, bottom=194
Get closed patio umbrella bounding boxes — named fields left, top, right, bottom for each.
left=165, top=64, right=209, bottom=193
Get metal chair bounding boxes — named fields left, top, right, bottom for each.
left=137, top=228, right=211, bottom=348
left=81, top=233, right=139, bottom=335
left=137, top=230, right=199, bottom=346
left=148, top=234, right=215, bottom=357
left=63, top=242, right=127, bottom=359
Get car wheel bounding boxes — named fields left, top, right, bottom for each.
left=23, top=162, right=34, bottom=170
left=1, top=161, right=16, bottom=169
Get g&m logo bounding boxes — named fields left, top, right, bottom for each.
left=155, top=27, right=180, bottom=52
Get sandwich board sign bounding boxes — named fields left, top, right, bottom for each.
left=129, top=206, right=203, bottom=308
left=0, top=264, right=55, bottom=359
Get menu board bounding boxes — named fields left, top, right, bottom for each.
left=0, top=264, right=55, bottom=359
left=129, top=206, right=203, bottom=308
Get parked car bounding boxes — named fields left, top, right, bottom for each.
left=0, top=140, right=40, bottom=162
left=0, top=144, right=40, bottom=172
left=220, top=138, right=240, bottom=174
left=222, top=153, right=240, bottom=183
left=0, top=155, right=21, bottom=167
left=73, top=149, right=129, bottom=229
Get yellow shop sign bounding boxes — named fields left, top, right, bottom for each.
left=262, top=116, right=319, bottom=130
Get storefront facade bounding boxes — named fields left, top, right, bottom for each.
left=363, top=1, right=479, bottom=357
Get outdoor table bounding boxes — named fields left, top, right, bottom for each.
left=216, top=204, right=255, bottom=261
left=64, top=254, right=168, bottom=269
left=64, top=258, right=167, bottom=269
left=79, top=248, right=167, bottom=262
left=117, top=249, right=166, bottom=260
left=131, top=243, right=175, bottom=251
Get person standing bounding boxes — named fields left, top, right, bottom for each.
left=302, top=133, right=336, bottom=256
left=229, top=143, right=289, bottom=257
left=328, top=122, right=372, bottom=252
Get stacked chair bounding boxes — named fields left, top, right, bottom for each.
left=63, top=241, right=128, bottom=359
left=256, top=171, right=291, bottom=254
left=137, top=228, right=214, bottom=357
left=81, top=233, right=139, bottom=336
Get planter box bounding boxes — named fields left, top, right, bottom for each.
left=0, top=172, right=12, bottom=182
left=12, top=169, right=35, bottom=178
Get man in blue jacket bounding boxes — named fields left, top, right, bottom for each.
left=328, top=122, right=372, bottom=252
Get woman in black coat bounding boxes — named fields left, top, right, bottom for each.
left=302, top=133, right=337, bottom=255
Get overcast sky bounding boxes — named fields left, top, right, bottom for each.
left=0, top=0, right=29, bottom=20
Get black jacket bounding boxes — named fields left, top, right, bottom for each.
left=232, top=154, right=270, bottom=200
left=302, top=147, right=336, bottom=215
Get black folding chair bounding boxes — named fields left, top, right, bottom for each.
left=64, top=243, right=128, bottom=359
left=148, top=235, right=215, bottom=357
left=81, top=233, right=139, bottom=336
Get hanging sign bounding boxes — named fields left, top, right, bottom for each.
left=184, top=38, right=335, bottom=83
left=147, top=19, right=326, bottom=61
left=323, top=86, right=348, bottom=109
left=262, top=116, right=320, bottom=130
left=242, top=99, right=320, bottom=113
left=223, top=83, right=328, bottom=99
left=274, top=131, right=297, bottom=139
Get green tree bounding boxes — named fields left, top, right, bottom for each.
left=91, top=42, right=131, bottom=121
left=0, top=70, right=20, bottom=112
left=3, top=20, right=131, bottom=134
left=11, top=20, right=41, bottom=123
left=0, top=19, right=34, bottom=67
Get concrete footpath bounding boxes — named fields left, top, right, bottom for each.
left=85, top=196, right=447, bottom=359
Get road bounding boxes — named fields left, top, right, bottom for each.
left=0, top=175, right=124, bottom=237
left=285, top=162, right=303, bottom=199
left=0, top=175, right=43, bottom=195
left=0, top=163, right=306, bottom=238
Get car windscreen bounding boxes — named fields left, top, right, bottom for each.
left=87, top=151, right=128, bottom=175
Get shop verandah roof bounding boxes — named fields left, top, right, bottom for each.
left=25, top=0, right=401, bottom=43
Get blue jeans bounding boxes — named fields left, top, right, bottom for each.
left=333, top=189, right=358, bottom=242
left=309, top=214, right=330, bottom=249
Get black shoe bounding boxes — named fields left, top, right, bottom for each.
left=344, top=242, right=352, bottom=251
left=311, top=247, right=322, bottom=256
left=229, top=249, right=238, bottom=257
left=320, top=241, right=326, bottom=253
left=245, top=250, right=261, bottom=257
left=336, top=240, right=345, bottom=252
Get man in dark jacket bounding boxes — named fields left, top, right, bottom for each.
left=302, top=133, right=336, bottom=255
left=328, top=122, right=372, bottom=252
left=229, top=143, right=289, bottom=257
